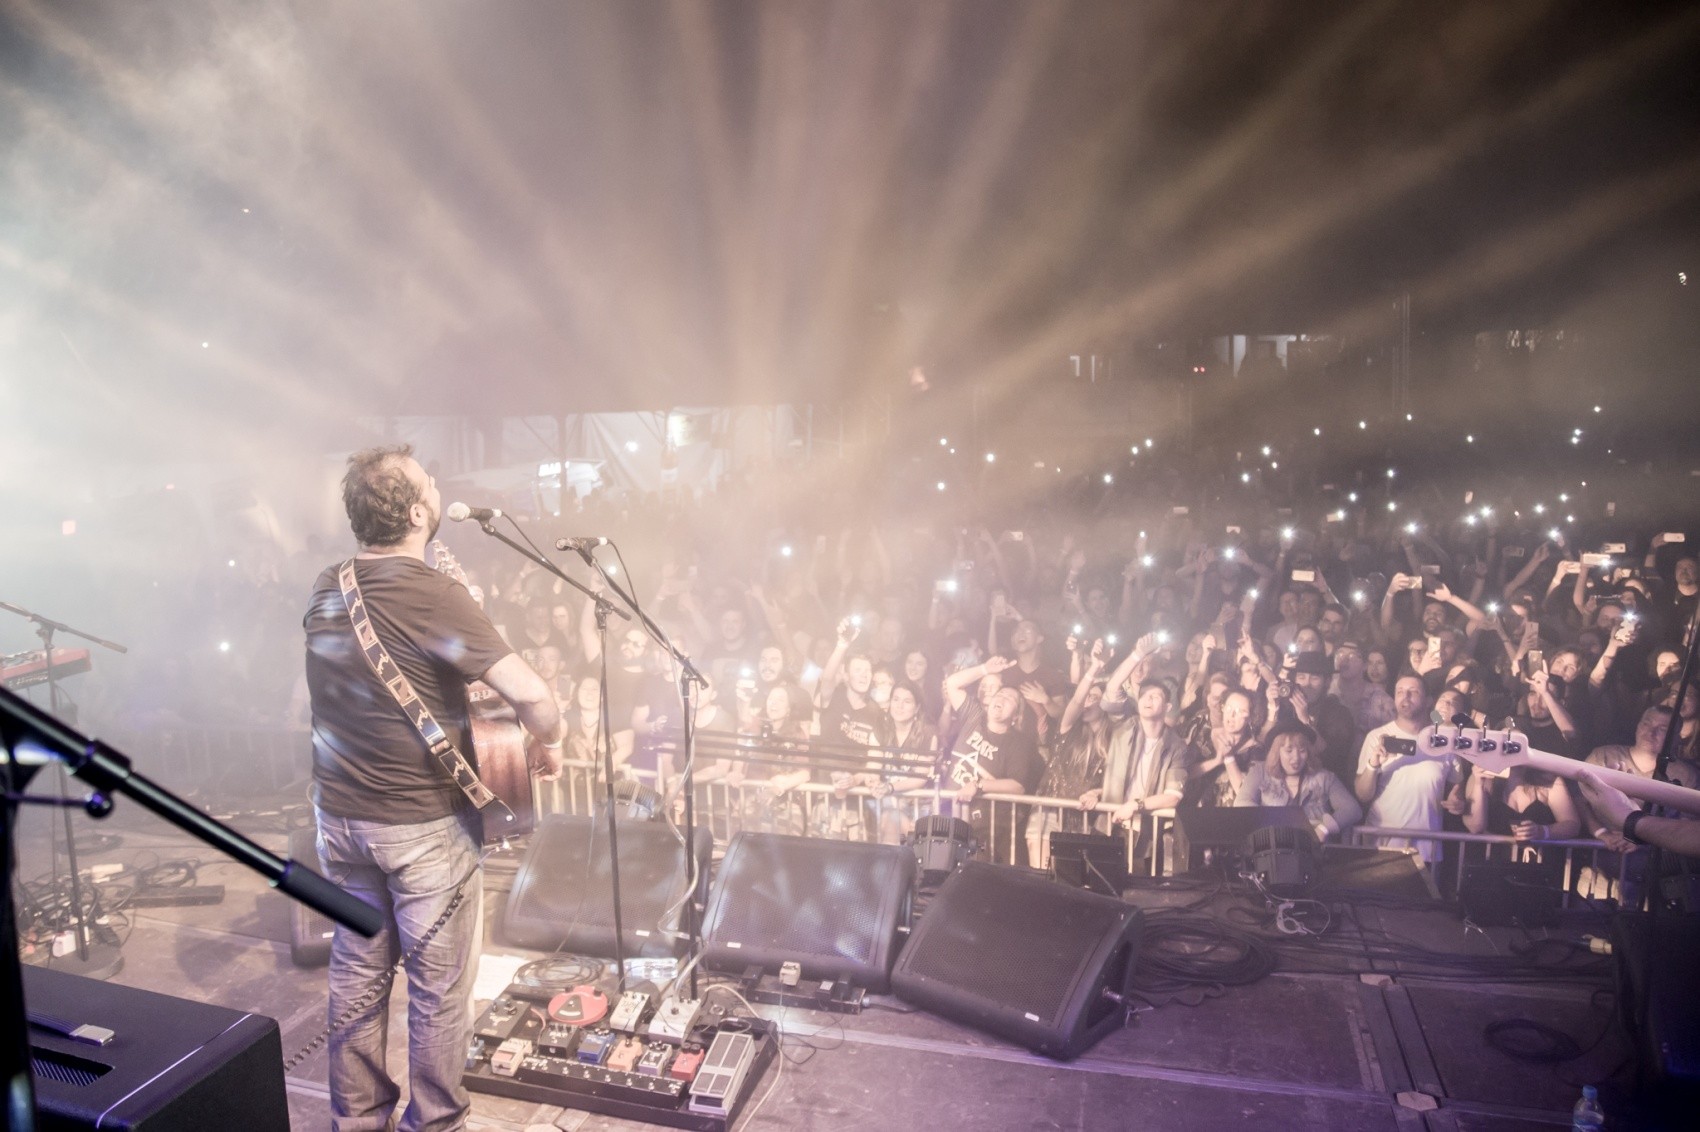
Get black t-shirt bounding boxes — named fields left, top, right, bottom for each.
left=822, top=686, right=895, bottom=752
left=945, top=703, right=1042, bottom=796
left=305, top=556, right=513, bottom=824
left=603, top=664, right=652, bottom=736
left=946, top=702, right=1043, bottom=860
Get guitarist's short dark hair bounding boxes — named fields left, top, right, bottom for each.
left=343, top=444, right=420, bottom=547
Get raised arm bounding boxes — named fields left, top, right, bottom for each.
left=1098, top=632, right=1161, bottom=715
left=944, top=655, right=1015, bottom=712
left=1502, top=542, right=1550, bottom=600
left=1060, top=641, right=1106, bottom=733
left=1429, top=582, right=1487, bottom=630
left=814, top=616, right=858, bottom=708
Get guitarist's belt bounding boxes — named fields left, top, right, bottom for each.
left=337, top=558, right=515, bottom=826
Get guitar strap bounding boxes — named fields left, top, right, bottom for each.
left=337, top=558, right=515, bottom=824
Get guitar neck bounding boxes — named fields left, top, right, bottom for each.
left=1523, top=750, right=1700, bottom=817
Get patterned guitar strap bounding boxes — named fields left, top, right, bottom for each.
left=337, top=559, right=515, bottom=826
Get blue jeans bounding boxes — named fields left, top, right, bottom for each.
left=315, top=808, right=483, bottom=1132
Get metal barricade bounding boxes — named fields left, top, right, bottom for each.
left=1347, top=825, right=1617, bottom=906
left=534, top=762, right=1159, bottom=871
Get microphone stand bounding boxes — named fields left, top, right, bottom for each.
left=563, top=543, right=708, bottom=997
left=0, top=685, right=384, bottom=1132
left=458, top=521, right=638, bottom=985
left=0, top=603, right=128, bottom=981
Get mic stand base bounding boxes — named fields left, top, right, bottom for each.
left=31, top=942, right=122, bottom=983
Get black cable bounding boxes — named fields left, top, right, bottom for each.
left=1484, top=1018, right=1582, bottom=1063
left=1129, top=911, right=1277, bottom=1000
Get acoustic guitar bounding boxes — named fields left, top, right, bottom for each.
left=431, top=540, right=537, bottom=844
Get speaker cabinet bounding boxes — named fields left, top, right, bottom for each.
left=891, top=861, right=1141, bottom=1059
left=26, top=965, right=288, bottom=1131
left=502, top=813, right=712, bottom=958
left=701, top=832, right=915, bottom=993
left=289, top=824, right=335, bottom=968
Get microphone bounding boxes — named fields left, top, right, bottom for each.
left=446, top=502, right=501, bottom=524
left=555, top=536, right=609, bottom=553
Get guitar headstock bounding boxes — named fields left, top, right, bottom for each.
left=1418, top=724, right=1531, bottom=778
left=430, top=540, right=484, bottom=606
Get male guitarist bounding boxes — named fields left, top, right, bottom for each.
left=304, top=445, right=563, bottom=1132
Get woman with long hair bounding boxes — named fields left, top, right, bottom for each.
left=1236, top=722, right=1362, bottom=845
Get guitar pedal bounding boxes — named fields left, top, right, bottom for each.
left=490, top=1038, right=532, bottom=1078
left=473, top=995, right=527, bottom=1043
left=606, top=1035, right=645, bottom=1073
left=668, top=1042, right=706, bottom=1082
left=687, top=1030, right=758, bottom=1115
left=609, top=990, right=651, bottom=1033
left=548, top=985, right=609, bottom=1027
left=576, top=1026, right=617, bottom=1065
left=647, top=995, right=701, bottom=1043
left=636, top=1042, right=675, bottom=1076
left=537, top=1021, right=579, bottom=1058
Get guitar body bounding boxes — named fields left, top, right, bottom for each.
left=469, top=680, right=536, bottom=844
left=432, top=540, right=539, bottom=845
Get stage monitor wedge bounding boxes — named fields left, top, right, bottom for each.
left=701, top=832, right=915, bottom=993
left=503, top=813, right=712, bottom=959
left=891, top=860, right=1141, bottom=1059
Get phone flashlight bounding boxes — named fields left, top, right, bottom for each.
left=1156, top=631, right=1170, bottom=645
left=1106, top=634, right=1119, bottom=646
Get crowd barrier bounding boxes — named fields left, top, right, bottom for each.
left=535, top=758, right=1171, bottom=873
left=103, top=728, right=1620, bottom=908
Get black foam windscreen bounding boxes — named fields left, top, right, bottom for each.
left=701, top=832, right=915, bottom=992
left=891, top=860, right=1141, bottom=1059
left=26, top=965, right=288, bottom=1131
left=502, top=813, right=712, bottom=958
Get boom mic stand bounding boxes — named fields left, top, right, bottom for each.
left=1, top=685, right=383, bottom=1132
left=559, top=541, right=708, bottom=997
left=0, top=603, right=128, bottom=980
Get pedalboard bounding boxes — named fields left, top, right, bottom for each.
left=465, top=980, right=776, bottom=1131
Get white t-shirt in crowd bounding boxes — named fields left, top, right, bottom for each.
left=1357, top=720, right=1459, bottom=864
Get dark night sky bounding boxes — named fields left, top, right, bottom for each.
left=1, top=0, right=1696, bottom=444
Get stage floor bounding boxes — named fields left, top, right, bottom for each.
left=16, top=807, right=1633, bottom=1131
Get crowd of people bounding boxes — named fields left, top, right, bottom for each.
left=66, top=418, right=1699, bottom=885
left=450, top=464, right=1700, bottom=878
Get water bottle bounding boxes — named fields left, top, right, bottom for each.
left=1571, top=1085, right=1604, bottom=1131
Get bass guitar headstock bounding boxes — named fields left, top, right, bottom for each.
left=1418, top=723, right=1531, bottom=779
